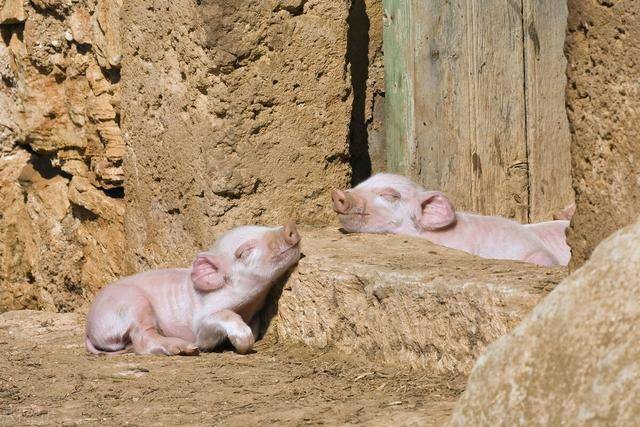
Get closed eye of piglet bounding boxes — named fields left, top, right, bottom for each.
left=234, top=241, right=255, bottom=260
left=380, top=188, right=401, bottom=202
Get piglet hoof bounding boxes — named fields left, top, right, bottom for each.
left=178, top=344, right=200, bottom=356
left=164, top=338, right=200, bottom=356
left=228, top=325, right=255, bottom=355
left=232, top=339, right=254, bottom=355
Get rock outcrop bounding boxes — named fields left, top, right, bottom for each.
left=0, top=0, right=390, bottom=312
left=267, top=228, right=566, bottom=375
left=448, top=219, right=640, bottom=425
left=0, top=0, right=124, bottom=311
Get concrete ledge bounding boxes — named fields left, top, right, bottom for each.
left=267, top=227, right=566, bottom=375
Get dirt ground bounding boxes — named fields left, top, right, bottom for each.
left=0, top=310, right=463, bottom=426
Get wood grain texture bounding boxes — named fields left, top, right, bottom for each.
left=384, top=0, right=572, bottom=223
left=411, top=0, right=528, bottom=222
left=382, top=0, right=415, bottom=174
left=523, top=0, right=573, bottom=222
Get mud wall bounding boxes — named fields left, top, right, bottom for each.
left=0, top=0, right=124, bottom=311
left=565, top=0, right=640, bottom=269
left=121, top=0, right=357, bottom=271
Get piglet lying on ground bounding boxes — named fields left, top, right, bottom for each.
left=86, top=223, right=301, bottom=356
left=332, top=174, right=569, bottom=266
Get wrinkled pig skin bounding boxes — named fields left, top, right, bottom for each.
left=332, top=174, right=569, bottom=267
left=85, top=223, right=301, bottom=356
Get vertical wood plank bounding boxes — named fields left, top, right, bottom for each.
left=383, top=0, right=571, bottom=223
left=523, top=0, right=574, bottom=222
left=411, top=0, right=529, bottom=222
left=409, top=0, right=473, bottom=212
left=382, top=0, right=415, bottom=174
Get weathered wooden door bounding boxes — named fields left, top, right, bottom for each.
left=383, top=0, right=572, bottom=223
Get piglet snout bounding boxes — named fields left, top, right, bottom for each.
left=283, top=221, right=301, bottom=246
left=331, top=189, right=351, bottom=214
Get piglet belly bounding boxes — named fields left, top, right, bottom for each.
left=142, top=272, right=199, bottom=342
left=153, top=298, right=198, bottom=341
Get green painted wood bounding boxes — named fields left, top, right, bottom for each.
left=383, top=0, right=571, bottom=223
left=382, top=0, right=414, bottom=175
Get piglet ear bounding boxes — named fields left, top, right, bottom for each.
left=418, top=191, right=456, bottom=231
left=191, top=253, right=226, bottom=292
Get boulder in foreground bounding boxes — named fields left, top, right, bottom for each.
left=448, top=220, right=640, bottom=425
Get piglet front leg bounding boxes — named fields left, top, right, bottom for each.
left=195, top=310, right=255, bottom=354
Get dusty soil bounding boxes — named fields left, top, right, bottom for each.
left=0, top=310, right=462, bottom=426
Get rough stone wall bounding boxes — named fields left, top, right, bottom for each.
left=565, top=0, right=640, bottom=269
left=0, top=0, right=385, bottom=310
left=0, top=0, right=124, bottom=311
left=121, top=0, right=355, bottom=271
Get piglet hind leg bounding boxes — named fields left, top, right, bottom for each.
left=88, top=285, right=198, bottom=356
left=195, top=310, right=255, bottom=354
left=524, top=251, right=559, bottom=267
left=128, top=303, right=199, bottom=356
